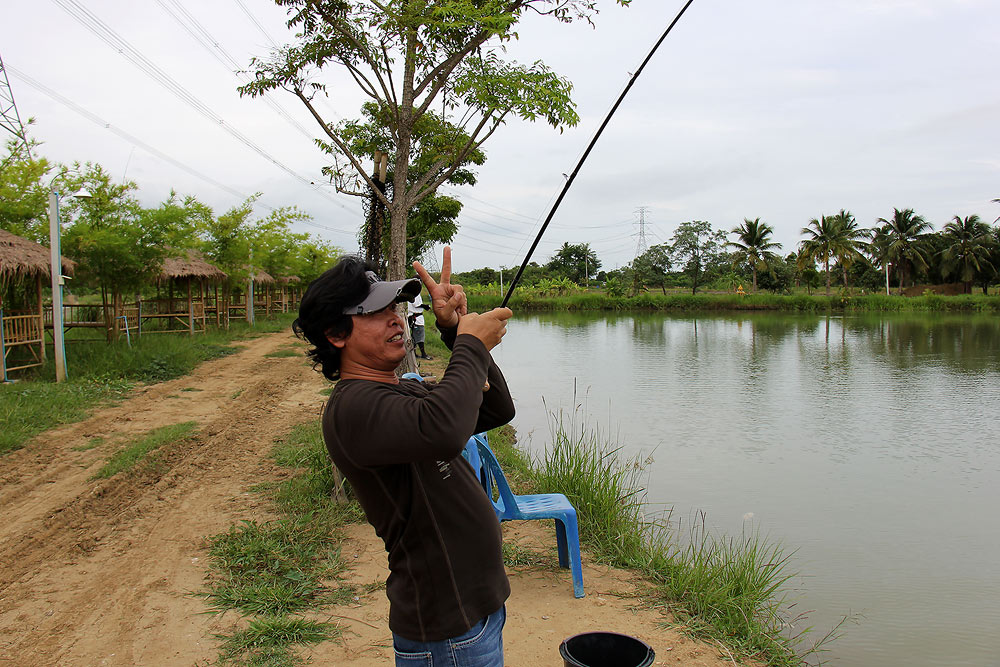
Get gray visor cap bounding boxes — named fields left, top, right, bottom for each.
left=342, top=271, right=422, bottom=315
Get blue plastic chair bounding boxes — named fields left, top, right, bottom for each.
left=474, top=435, right=585, bottom=598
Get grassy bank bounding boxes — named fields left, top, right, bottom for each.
left=0, top=315, right=294, bottom=456
left=200, top=422, right=364, bottom=667
left=468, top=290, right=1000, bottom=313
left=487, top=415, right=825, bottom=666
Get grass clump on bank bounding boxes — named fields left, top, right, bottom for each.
left=92, top=421, right=197, bottom=479
left=200, top=421, right=363, bottom=667
left=0, top=315, right=295, bottom=456
left=488, top=414, right=820, bottom=666
left=468, top=290, right=1000, bottom=313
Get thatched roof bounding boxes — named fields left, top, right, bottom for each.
left=244, top=266, right=276, bottom=285
left=277, top=275, right=301, bottom=285
left=0, top=229, right=76, bottom=283
left=160, top=249, right=227, bottom=283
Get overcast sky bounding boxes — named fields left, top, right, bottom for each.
left=3, top=0, right=998, bottom=273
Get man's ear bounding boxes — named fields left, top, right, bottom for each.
left=326, top=331, right=348, bottom=348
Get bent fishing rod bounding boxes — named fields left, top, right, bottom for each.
left=500, top=0, right=697, bottom=308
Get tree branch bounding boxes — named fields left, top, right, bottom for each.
left=296, top=90, right=391, bottom=210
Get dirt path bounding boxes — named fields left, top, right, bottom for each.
left=0, top=331, right=741, bottom=667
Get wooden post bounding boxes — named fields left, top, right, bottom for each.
left=214, top=284, right=220, bottom=328
left=36, top=275, right=45, bottom=361
left=188, top=280, right=194, bottom=336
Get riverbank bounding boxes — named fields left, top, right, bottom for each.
left=468, top=290, right=1000, bottom=313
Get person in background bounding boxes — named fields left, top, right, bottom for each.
left=292, top=247, right=514, bottom=667
left=408, top=292, right=432, bottom=360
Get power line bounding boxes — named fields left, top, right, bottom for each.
left=154, top=0, right=317, bottom=143
left=49, top=0, right=350, bottom=212
left=9, top=65, right=358, bottom=239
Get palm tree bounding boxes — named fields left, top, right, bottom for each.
left=875, top=208, right=932, bottom=294
left=828, top=209, right=870, bottom=289
left=940, top=214, right=995, bottom=294
left=728, top=217, right=782, bottom=292
left=799, top=215, right=838, bottom=295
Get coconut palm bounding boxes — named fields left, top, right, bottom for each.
left=875, top=208, right=932, bottom=294
left=799, top=215, right=839, bottom=295
left=728, top=217, right=782, bottom=292
left=828, top=209, right=870, bottom=289
left=940, top=214, right=995, bottom=294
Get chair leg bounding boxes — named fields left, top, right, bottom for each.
left=558, top=515, right=585, bottom=599
left=556, top=520, right=569, bottom=569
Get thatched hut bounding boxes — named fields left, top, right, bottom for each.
left=142, top=249, right=228, bottom=335
left=0, top=229, right=75, bottom=378
left=227, top=266, right=275, bottom=325
left=276, top=275, right=301, bottom=313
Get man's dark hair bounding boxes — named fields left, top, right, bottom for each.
left=293, top=255, right=375, bottom=381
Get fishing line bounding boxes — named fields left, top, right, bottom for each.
left=500, top=0, right=697, bottom=307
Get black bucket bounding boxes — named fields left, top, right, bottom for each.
left=559, top=632, right=655, bottom=667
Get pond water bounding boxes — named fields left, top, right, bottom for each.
left=490, top=311, right=1000, bottom=667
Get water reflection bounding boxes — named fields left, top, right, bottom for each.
left=500, top=311, right=1000, bottom=667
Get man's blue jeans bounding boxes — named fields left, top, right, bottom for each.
left=392, top=605, right=506, bottom=666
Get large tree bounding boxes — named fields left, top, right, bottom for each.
left=631, top=243, right=673, bottom=294
left=829, top=209, right=870, bottom=290
left=727, top=217, right=781, bottom=293
left=60, top=163, right=164, bottom=339
left=940, top=214, right=995, bottom=294
left=547, top=241, right=600, bottom=285
left=875, top=208, right=932, bottom=294
left=670, top=220, right=726, bottom=295
left=240, top=0, right=627, bottom=280
left=0, top=139, right=51, bottom=243
left=798, top=215, right=838, bottom=295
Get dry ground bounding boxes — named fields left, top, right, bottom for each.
left=0, top=330, right=743, bottom=667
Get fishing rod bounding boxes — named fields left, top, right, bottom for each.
left=500, top=0, right=697, bottom=308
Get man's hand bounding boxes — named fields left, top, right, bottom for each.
left=413, top=246, right=466, bottom=328
left=457, top=308, right=512, bottom=351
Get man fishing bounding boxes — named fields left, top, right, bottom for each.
left=293, top=246, right=514, bottom=666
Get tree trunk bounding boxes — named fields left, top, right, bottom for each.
left=751, top=267, right=757, bottom=292
left=824, top=256, right=831, bottom=296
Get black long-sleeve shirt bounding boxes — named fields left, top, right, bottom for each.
left=322, top=327, right=515, bottom=642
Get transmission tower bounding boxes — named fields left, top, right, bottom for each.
left=0, top=52, right=31, bottom=157
left=634, top=206, right=651, bottom=259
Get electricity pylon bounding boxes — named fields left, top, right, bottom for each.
left=0, top=52, right=31, bottom=157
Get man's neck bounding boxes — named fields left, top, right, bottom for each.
left=339, top=359, right=399, bottom=384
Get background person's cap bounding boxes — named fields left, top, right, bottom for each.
left=342, top=271, right=422, bottom=315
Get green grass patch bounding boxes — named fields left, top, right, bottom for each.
left=0, top=315, right=294, bottom=456
left=181, top=387, right=203, bottom=392
left=91, top=421, right=197, bottom=479
left=201, top=420, right=364, bottom=666
left=264, top=348, right=303, bottom=359
left=216, top=615, right=337, bottom=667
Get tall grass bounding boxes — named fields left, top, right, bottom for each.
left=0, top=315, right=295, bottom=455
left=468, top=291, right=1000, bottom=313
left=489, top=410, right=820, bottom=666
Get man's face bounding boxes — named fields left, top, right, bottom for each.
left=333, top=304, right=407, bottom=370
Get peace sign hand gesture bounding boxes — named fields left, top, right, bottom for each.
left=413, top=246, right=467, bottom=329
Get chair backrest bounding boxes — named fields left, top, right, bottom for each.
left=476, top=438, right=519, bottom=519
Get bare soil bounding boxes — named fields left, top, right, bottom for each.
left=0, top=330, right=743, bottom=667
